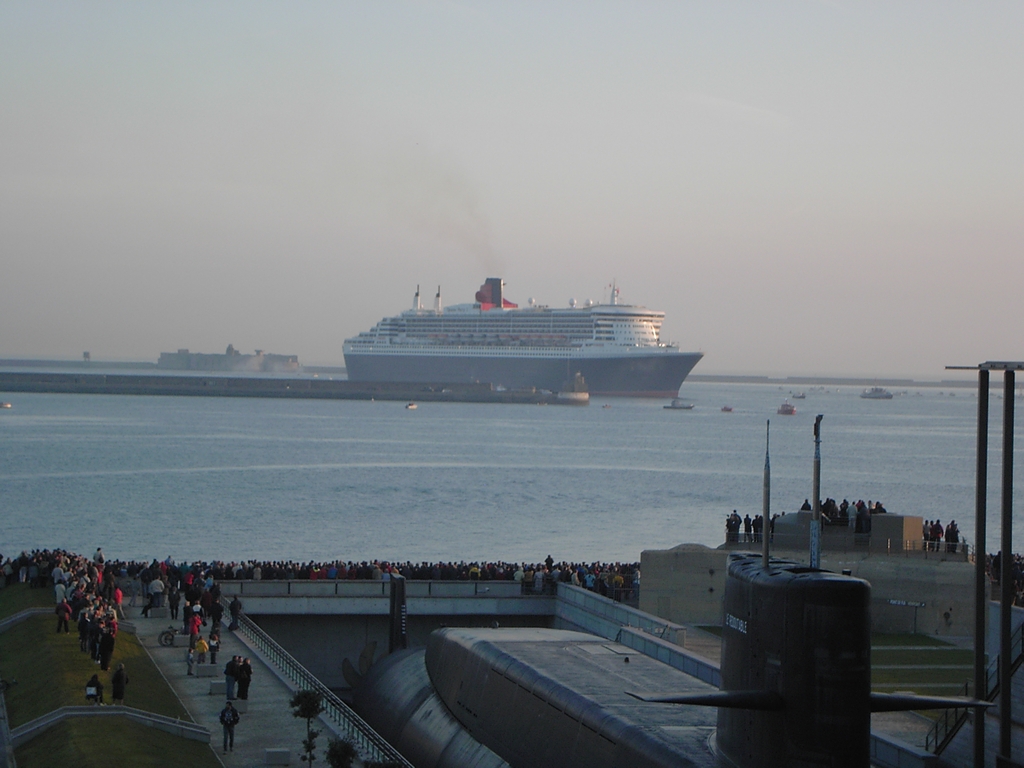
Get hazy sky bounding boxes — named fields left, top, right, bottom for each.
left=2, top=2, right=1021, bottom=377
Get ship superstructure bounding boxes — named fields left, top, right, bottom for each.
left=343, top=278, right=702, bottom=397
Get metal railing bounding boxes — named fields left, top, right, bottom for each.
left=0, top=608, right=52, bottom=635
left=222, top=579, right=526, bottom=598
left=234, top=613, right=413, bottom=767
left=924, top=620, right=1024, bottom=753
left=9, top=705, right=209, bottom=748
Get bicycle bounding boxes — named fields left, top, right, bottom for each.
left=157, top=626, right=180, bottom=647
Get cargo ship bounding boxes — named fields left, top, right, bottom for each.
left=343, top=278, right=702, bottom=397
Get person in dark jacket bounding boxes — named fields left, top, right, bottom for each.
left=55, top=599, right=72, bottom=633
left=219, top=701, right=240, bottom=753
left=85, top=673, right=104, bottom=705
left=98, top=627, right=116, bottom=671
left=224, top=656, right=239, bottom=700
left=228, top=596, right=242, bottom=631
left=111, top=663, right=128, bottom=704
left=236, top=657, right=253, bottom=700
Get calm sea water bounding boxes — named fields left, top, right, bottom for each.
left=1, top=382, right=1021, bottom=563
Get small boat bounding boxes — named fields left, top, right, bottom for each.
left=405, top=402, right=418, bottom=410
left=860, top=387, right=893, bottom=400
left=777, top=400, right=796, bottom=415
left=602, top=404, right=612, bottom=409
left=721, top=406, right=733, bottom=413
left=0, top=402, right=11, bottom=409
left=792, top=392, right=806, bottom=400
left=664, top=398, right=694, bottom=410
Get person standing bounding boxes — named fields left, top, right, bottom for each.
left=195, top=634, right=209, bottom=665
left=228, top=596, right=242, bottom=631
left=98, top=627, right=116, bottom=671
left=55, top=599, right=71, bottom=634
left=224, top=655, right=239, bottom=700
left=219, top=701, right=240, bottom=754
left=187, top=610, right=202, bottom=649
left=208, top=631, right=220, bottom=665
left=236, top=657, right=253, bottom=700
left=149, top=575, right=165, bottom=608
left=168, top=587, right=180, bottom=620
left=111, top=663, right=128, bottom=705
left=112, top=584, right=124, bottom=619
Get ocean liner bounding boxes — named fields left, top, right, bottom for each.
left=343, top=278, right=701, bottom=397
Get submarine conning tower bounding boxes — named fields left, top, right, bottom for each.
left=720, top=553, right=872, bottom=768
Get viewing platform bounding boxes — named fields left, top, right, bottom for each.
left=721, top=511, right=973, bottom=562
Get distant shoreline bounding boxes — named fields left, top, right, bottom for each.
left=0, top=358, right=977, bottom=388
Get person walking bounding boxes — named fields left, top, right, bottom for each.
left=219, top=701, right=240, bottom=754
left=111, top=663, right=128, bottom=705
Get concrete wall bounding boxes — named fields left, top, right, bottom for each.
left=641, top=543, right=976, bottom=636
left=254, top=613, right=553, bottom=690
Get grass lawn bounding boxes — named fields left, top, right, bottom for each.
left=0, top=615, right=190, bottom=727
left=15, top=717, right=221, bottom=768
left=0, top=583, right=53, bottom=620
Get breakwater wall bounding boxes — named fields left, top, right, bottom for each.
left=0, top=371, right=586, bottom=405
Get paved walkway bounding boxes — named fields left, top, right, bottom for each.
left=132, top=611, right=319, bottom=767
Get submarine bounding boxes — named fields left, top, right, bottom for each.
left=353, top=555, right=984, bottom=768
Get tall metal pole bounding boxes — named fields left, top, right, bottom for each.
left=974, top=368, right=989, bottom=768
left=811, top=415, right=823, bottom=569
left=1000, top=370, right=1015, bottom=760
left=763, top=421, right=771, bottom=569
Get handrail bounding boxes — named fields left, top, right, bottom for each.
left=924, top=620, right=1024, bottom=753
left=233, top=613, right=413, bottom=767
left=9, top=705, right=209, bottom=748
left=0, top=608, right=52, bottom=635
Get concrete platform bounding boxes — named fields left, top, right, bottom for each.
left=139, top=622, right=321, bottom=765
left=264, top=748, right=291, bottom=765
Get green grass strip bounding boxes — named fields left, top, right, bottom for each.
left=15, top=717, right=221, bottom=768
left=0, top=583, right=53, bottom=620
left=0, top=614, right=190, bottom=727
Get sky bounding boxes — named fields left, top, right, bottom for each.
left=1, top=2, right=1022, bottom=378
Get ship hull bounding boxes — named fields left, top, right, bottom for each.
left=343, top=350, right=702, bottom=397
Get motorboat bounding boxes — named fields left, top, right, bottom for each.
left=792, top=392, right=806, bottom=400
left=860, top=387, right=893, bottom=400
left=721, top=406, right=733, bottom=413
left=664, top=398, right=694, bottom=410
left=777, top=400, right=796, bottom=415
left=405, top=402, right=418, bottom=410
left=0, top=402, right=11, bottom=409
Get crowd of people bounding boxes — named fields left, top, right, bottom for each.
left=2, top=549, right=642, bottom=613
left=924, top=519, right=962, bottom=552
left=0, top=548, right=128, bottom=705
left=1, top=546, right=643, bottom=755
left=724, top=500, right=882, bottom=544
